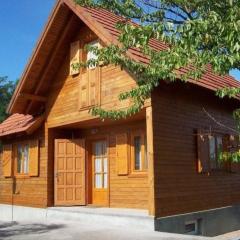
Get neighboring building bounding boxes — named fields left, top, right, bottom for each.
left=1, top=0, right=240, bottom=236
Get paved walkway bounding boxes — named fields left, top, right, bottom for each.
left=0, top=220, right=210, bottom=240
left=1, top=220, right=240, bottom=240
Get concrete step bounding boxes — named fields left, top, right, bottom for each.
left=0, top=204, right=154, bottom=231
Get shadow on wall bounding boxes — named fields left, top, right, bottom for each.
left=0, top=221, right=65, bottom=239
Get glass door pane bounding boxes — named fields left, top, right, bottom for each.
left=93, top=141, right=108, bottom=189
left=103, top=158, right=108, bottom=173
left=95, top=174, right=102, bottom=188
left=95, top=158, right=102, bottom=173
left=103, top=174, right=108, bottom=188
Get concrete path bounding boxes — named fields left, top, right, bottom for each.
left=0, top=220, right=210, bottom=240
left=1, top=219, right=240, bottom=240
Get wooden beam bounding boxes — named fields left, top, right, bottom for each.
left=20, top=93, right=47, bottom=102
left=146, top=106, right=155, bottom=216
left=26, top=13, right=76, bottom=114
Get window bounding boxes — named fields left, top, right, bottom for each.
left=131, top=130, right=148, bottom=172
left=70, top=41, right=80, bottom=76
left=134, top=136, right=141, bottom=170
left=185, top=219, right=202, bottom=235
left=197, top=131, right=239, bottom=173
left=17, top=144, right=29, bottom=174
left=209, top=135, right=224, bottom=170
left=93, top=141, right=108, bottom=189
left=79, top=40, right=100, bottom=109
left=86, top=40, right=99, bottom=69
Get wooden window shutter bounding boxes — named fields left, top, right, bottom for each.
left=197, top=131, right=210, bottom=173
left=79, top=73, right=89, bottom=109
left=70, top=41, right=80, bottom=76
left=2, top=144, right=12, bottom=177
left=88, top=68, right=100, bottom=106
left=116, top=133, right=129, bottom=175
left=29, top=140, right=39, bottom=177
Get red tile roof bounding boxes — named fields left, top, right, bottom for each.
left=0, top=114, right=43, bottom=137
left=72, top=3, right=240, bottom=93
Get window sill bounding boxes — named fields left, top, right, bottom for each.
left=128, top=172, right=148, bottom=178
left=14, top=174, right=30, bottom=179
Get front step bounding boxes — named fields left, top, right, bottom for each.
left=0, top=204, right=154, bottom=231
left=47, top=206, right=154, bottom=230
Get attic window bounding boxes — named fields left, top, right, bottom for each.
left=86, top=40, right=99, bottom=69
left=70, top=41, right=80, bottom=76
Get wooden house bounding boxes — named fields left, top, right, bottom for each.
left=1, top=0, right=240, bottom=235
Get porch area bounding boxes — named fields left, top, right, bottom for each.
left=47, top=110, right=154, bottom=214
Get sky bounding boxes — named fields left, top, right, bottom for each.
left=0, top=0, right=240, bottom=82
left=0, top=0, right=55, bottom=81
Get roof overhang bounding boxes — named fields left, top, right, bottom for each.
left=0, top=114, right=44, bottom=138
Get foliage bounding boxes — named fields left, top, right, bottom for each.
left=74, top=0, right=240, bottom=120
left=218, top=150, right=240, bottom=164
left=0, top=77, right=16, bottom=123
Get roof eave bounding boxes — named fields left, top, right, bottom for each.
left=7, top=0, right=63, bottom=114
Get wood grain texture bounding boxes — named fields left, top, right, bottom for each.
left=54, top=139, right=86, bottom=206
left=2, top=145, right=12, bottom=177
left=45, top=26, right=137, bottom=128
left=116, top=133, right=129, bottom=176
left=29, top=140, right=39, bottom=177
left=152, top=82, right=240, bottom=217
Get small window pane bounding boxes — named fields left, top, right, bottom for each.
left=95, top=142, right=102, bottom=156
left=103, top=158, right=108, bottom=173
left=17, top=144, right=29, bottom=174
left=95, top=158, right=102, bottom=173
left=87, top=41, right=98, bottom=69
left=102, top=141, right=107, bottom=155
left=144, top=136, right=148, bottom=170
left=209, top=136, right=217, bottom=169
left=134, top=136, right=141, bottom=170
left=95, top=174, right=102, bottom=188
left=103, top=173, right=108, bottom=188
left=216, top=136, right=223, bottom=160
left=17, top=146, right=23, bottom=173
left=23, top=145, right=29, bottom=174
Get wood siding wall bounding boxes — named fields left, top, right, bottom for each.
left=0, top=127, right=48, bottom=208
left=46, top=26, right=136, bottom=128
left=152, top=82, right=240, bottom=217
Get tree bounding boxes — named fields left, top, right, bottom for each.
left=74, top=0, right=240, bottom=120
left=0, top=77, right=16, bottom=123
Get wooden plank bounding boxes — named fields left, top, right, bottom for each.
left=26, top=14, right=77, bottom=114
left=146, top=106, right=155, bottom=216
left=116, top=133, right=129, bottom=175
left=29, top=140, right=39, bottom=177
left=19, top=93, right=47, bottom=102
left=2, top=144, right=12, bottom=177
